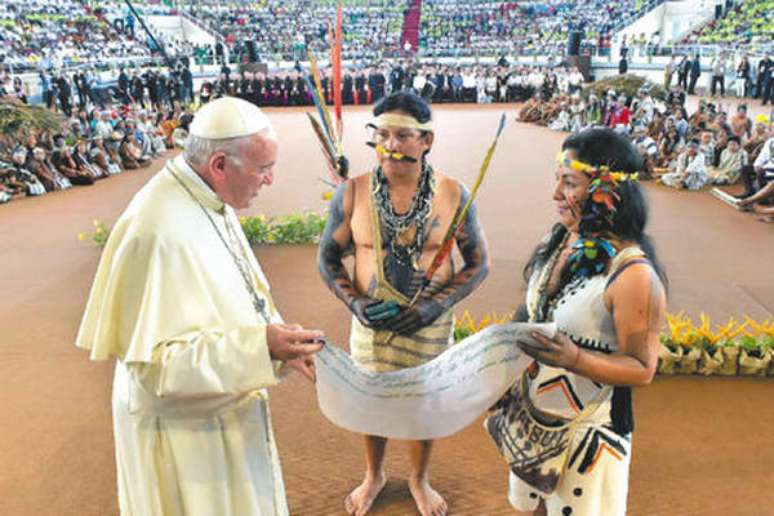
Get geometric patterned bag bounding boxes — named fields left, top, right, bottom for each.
left=484, top=370, right=610, bottom=496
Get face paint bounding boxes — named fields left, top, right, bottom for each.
left=566, top=192, right=581, bottom=222
left=366, top=141, right=418, bottom=163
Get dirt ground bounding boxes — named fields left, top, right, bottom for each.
left=1, top=102, right=772, bottom=516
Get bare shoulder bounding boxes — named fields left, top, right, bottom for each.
left=336, top=173, right=371, bottom=214
left=350, top=171, right=371, bottom=190
left=433, top=171, right=463, bottom=206
left=347, top=172, right=373, bottom=209
left=606, top=259, right=665, bottom=308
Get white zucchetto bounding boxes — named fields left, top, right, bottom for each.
left=189, top=96, right=273, bottom=139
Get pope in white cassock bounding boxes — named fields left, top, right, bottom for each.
left=75, top=97, right=324, bottom=516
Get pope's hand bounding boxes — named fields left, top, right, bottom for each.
left=266, top=323, right=325, bottom=362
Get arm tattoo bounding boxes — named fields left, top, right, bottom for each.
left=623, top=267, right=665, bottom=362
left=431, top=185, right=490, bottom=311
left=317, top=182, right=358, bottom=307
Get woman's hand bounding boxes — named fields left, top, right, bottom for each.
left=518, top=331, right=581, bottom=371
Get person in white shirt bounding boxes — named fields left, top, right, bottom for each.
left=94, top=111, right=114, bottom=140
left=661, top=139, right=708, bottom=190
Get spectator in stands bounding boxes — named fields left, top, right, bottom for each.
left=56, top=72, right=74, bottom=117
left=72, top=139, right=107, bottom=180
left=632, top=122, right=658, bottom=177
left=708, top=136, right=747, bottom=184
left=619, top=55, right=628, bottom=75
left=672, top=107, right=689, bottom=138
left=739, top=137, right=774, bottom=221
left=94, top=111, right=114, bottom=140
left=688, top=54, right=701, bottom=95
left=698, top=129, right=716, bottom=167
left=657, top=125, right=683, bottom=169
left=29, top=146, right=72, bottom=192
left=7, top=147, right=46, bottom=196
left=760, top=53, right=773, bottom=105
left=710, top=53, right=727, bottom=97
left=118, top=131, right=149, bottom=169
left=678, top=55, right=690, bottom=91
left=664, top=55, right=677, bottom=89
left=90, top=135, right=123, bottom=176
left=661, top=138, right=708, bottom=190
left=51, top=134, right=95, bottom=185
left=736, top=55, right=751, bottom=98
left=731, top=104, right=752, bottom=139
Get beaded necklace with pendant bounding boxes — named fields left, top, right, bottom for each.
left=372, top=162, right=436, bottom=270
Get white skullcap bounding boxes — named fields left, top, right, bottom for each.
left=189, top=96, right=272, bottom=139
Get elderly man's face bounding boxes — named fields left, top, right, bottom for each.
left=214, top=133, right=278, bottom=210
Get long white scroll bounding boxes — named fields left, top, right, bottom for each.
left=314, top=322, right=556, bottom=440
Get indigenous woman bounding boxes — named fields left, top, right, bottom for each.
left=500, top=128, right=667, bottom=516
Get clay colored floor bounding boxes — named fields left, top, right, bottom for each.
left=1, top=104, right=773, bottom=516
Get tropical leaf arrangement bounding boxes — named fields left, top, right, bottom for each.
left=239, top=212, right=327, bottom=245
left=660, top=312, right=774, bottom=377
left=453, top=310, right=774, bottom=378
left=454, top=310, right=514, bottom=342
left=80, top=213, right=328, bottom=248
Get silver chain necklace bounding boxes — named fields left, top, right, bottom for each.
left=169, top=165, right=269, bottom=323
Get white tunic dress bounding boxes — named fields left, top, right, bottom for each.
left=76, top=156, right=288, bottom=515
left=509, top=249, right=645, bottom=516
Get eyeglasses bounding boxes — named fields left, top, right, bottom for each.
left=371, top=128, right=423, bottom=144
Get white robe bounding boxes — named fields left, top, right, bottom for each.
left=75, top=155, right=288, bottom=515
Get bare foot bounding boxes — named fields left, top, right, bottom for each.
left=756, top=215, right=774, bottom=223
left=409, top=476, right=448, bottom=516
left=344, top=473, right=387, bottom=516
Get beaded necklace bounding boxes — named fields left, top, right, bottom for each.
left=371, top=162, right=436, bottom=270
left=527, top=232, right=571, bottom=323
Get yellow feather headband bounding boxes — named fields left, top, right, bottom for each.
left=556, top=151, right=639, bottom=183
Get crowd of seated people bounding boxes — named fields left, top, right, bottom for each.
left=418, top=0, right=644, bottom=57
left=521, top=82, right=774, bottom=221
left=188, top=0, right=405, bottom=63
left=680, top=0, right=773, bottom=47
left=0, top=0, right=156, bottom=72
left=0, top=97, right=192, bottom=205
